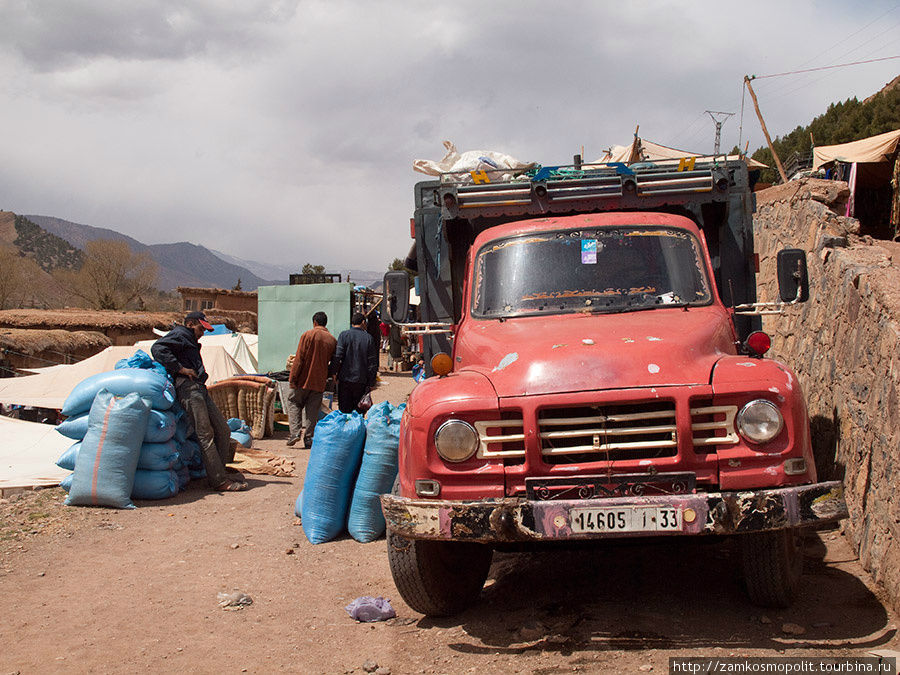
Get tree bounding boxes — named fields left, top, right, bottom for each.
left=56, top=239, right=158, bottom=310
left=233, top=278, right=242, bottom=291
left=302, top=263, right=325, bottom=275
left=0, top=246, right=44, bottom=309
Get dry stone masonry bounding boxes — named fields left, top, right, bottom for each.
left=753, top=178, right=900, bottom=610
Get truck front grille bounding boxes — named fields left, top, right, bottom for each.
left=690, top=403, right=739, bottom=451
left=474, top=414, right=526, bottom=462
left=538, top=402, right=677, bottom=464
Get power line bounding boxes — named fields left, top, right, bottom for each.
left=751, top=54, right=900, bottom=80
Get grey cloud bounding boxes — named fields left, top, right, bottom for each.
left=0, top=0, right=300, bottom=71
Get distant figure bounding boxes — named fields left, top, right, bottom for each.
left=151, top=311, right=247, bottom=492
left=331, top=312, right=378, bottom=413
left=286, top=311, right=337, bottom=448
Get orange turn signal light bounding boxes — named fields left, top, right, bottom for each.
left=431, top=352, right=452, bottom=377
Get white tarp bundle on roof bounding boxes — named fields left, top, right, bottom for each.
left=595, top=138, right=768, bottom=169
left=135, top=332, right=258, bottom=374
left=812, top=129, right=900, bottom=169
left=0, top=416, right=70, bottom=489
left=0, top=345, right=245, bottom=409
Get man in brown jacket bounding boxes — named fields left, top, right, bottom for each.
left=286, top=311, right=337, bottom=448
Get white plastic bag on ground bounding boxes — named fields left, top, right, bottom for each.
left=413, top=140, right=533, bottom=182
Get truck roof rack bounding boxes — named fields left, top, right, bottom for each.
left=437, top=156, right=744, bottom=220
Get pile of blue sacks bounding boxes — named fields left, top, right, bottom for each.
left=55, top=350, right=209, bottom=507
left=296, top=400, right=405, bottom=544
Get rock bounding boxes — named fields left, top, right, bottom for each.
left=217, top=591, right=253, bottom=610
left=375, top=668, right=391, bottom=675
left=760, top=615, right=772, bottom=624
left=781, top=623, right=806, bottom=635
left=37, top=572, right=45, bottom=577
left=362, top=660, right=378, bottom=673
left=230, top=543, right=240, bottom=549
left=639, top=666, right=653, bottom=672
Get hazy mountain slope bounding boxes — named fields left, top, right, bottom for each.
left=26, top=215, right=272, bottom=292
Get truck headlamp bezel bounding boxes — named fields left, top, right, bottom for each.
left=736, top=399, right=784, bottom=445
left=434, top=419, right=480, bottom=463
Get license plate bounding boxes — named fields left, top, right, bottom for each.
left=570, top=506, right=682, bottom=533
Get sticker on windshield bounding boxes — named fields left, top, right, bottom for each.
left=581, top=239, right=598, bottom=264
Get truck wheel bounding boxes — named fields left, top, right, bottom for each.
left=387, top=531, right=493, bottom=616
left=739, top=528, right=802, bottom=607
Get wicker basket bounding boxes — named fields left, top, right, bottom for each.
left=207, top=376, right=277, bottom=439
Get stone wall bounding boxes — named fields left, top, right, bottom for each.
left=753, top=178, right=900, bottom=609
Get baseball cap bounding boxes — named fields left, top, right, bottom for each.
left=185, top=311, right=214, bottom=331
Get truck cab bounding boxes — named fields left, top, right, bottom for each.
left=381, top=157, right=847, bottom=616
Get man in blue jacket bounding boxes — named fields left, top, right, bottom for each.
left=151, top=311, right=247, bottom=491
left=331, top=312, right=378, bottom=413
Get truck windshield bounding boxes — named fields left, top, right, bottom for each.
left=472, top=226, right=712, bottom=319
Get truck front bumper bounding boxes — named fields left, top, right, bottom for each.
left=380, top=481, right=848, bottom=542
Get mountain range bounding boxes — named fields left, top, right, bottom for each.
left=23, top=215, right=384, bottom=292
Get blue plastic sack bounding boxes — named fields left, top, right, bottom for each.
left=62, top=369, right=176, bottom=417
left=65, top=390, right=150, bottom=509
left=136, top=440, right=179, bottom=471
left=57, top=409, right=176, bottom=443
left=301, top=411, right=367, bottom=544
left=56, top=442, right=80, bottom=471
left=175, top=464, right=190, bottom=490
left=59, top=473, right=73, bottom=492
left=227, top=418, right=251, bottom=434
left=114, top=349, right=169, bottom=378
left=348, top=402, right=404, bottom=543
left=131, top=469, right=179, bottom=500
left=57, top=439, right=179, bottom=472
left=179, top=438, right=201, bottom=469
left=230, top=430, right=252, bottom=448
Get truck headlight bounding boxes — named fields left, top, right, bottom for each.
left=737, top=399, right=784, bottom=444
left=434, top=420, right=479, bottom=462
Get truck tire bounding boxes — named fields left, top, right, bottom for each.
left=385, top=478, right=492, bottom=616
left=739, top=528, right=802, bottom=607
left=387, top=531, right=492, bottom=616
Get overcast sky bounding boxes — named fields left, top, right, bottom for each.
left=1, top=1, right=898, bottom=272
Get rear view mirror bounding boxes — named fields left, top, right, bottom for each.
left=777, top=249, right=809, bottom=303
left=383, top=271, right=411, bottom=324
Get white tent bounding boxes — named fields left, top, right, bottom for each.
left=812, top=129, right=900, bottom=169
left=0, top=345, right=245, bottom=409
left=135, top=332, right=258, bottom=374
left=595, top=138, right=768, bottom=169
left=0, top=416, right=70, bottom=489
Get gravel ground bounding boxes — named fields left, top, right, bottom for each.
left=1, top=367, right=898, bottom=674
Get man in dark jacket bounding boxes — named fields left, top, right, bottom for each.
left=151, top=311, right=247, bottom=491
left=331, top=312, right=378, bottom=413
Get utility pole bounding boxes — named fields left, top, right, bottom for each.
left=743, top=76, right=788, bottom=183
left=705, top=110, right=734, bottom=155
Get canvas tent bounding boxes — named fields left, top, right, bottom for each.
left=0, top=416, right=70, bottom=490
left=595, top=138, right=768, bottom=169
left=135, top=332, right=258, bottom=374
left=812, top=128, right=900, bottom=238
left=0, top=345, right=245, bottom=410
left=812, top=129, right=900, bottom=169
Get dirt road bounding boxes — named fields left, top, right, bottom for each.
left=1, top=371, right=898, bottom=673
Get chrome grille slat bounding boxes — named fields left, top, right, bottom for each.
left=690, top=405, right=738, bottom=446
left=538, top=403, right=677, bottom=462
left=474, top=419, right=525, bottom=459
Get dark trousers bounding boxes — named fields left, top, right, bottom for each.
left=337, top=380, right=368, bottom=414
left=176, top=378, right=233, bottom=488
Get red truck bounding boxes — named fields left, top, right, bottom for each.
left=381, top=156, right=847, bottom=616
